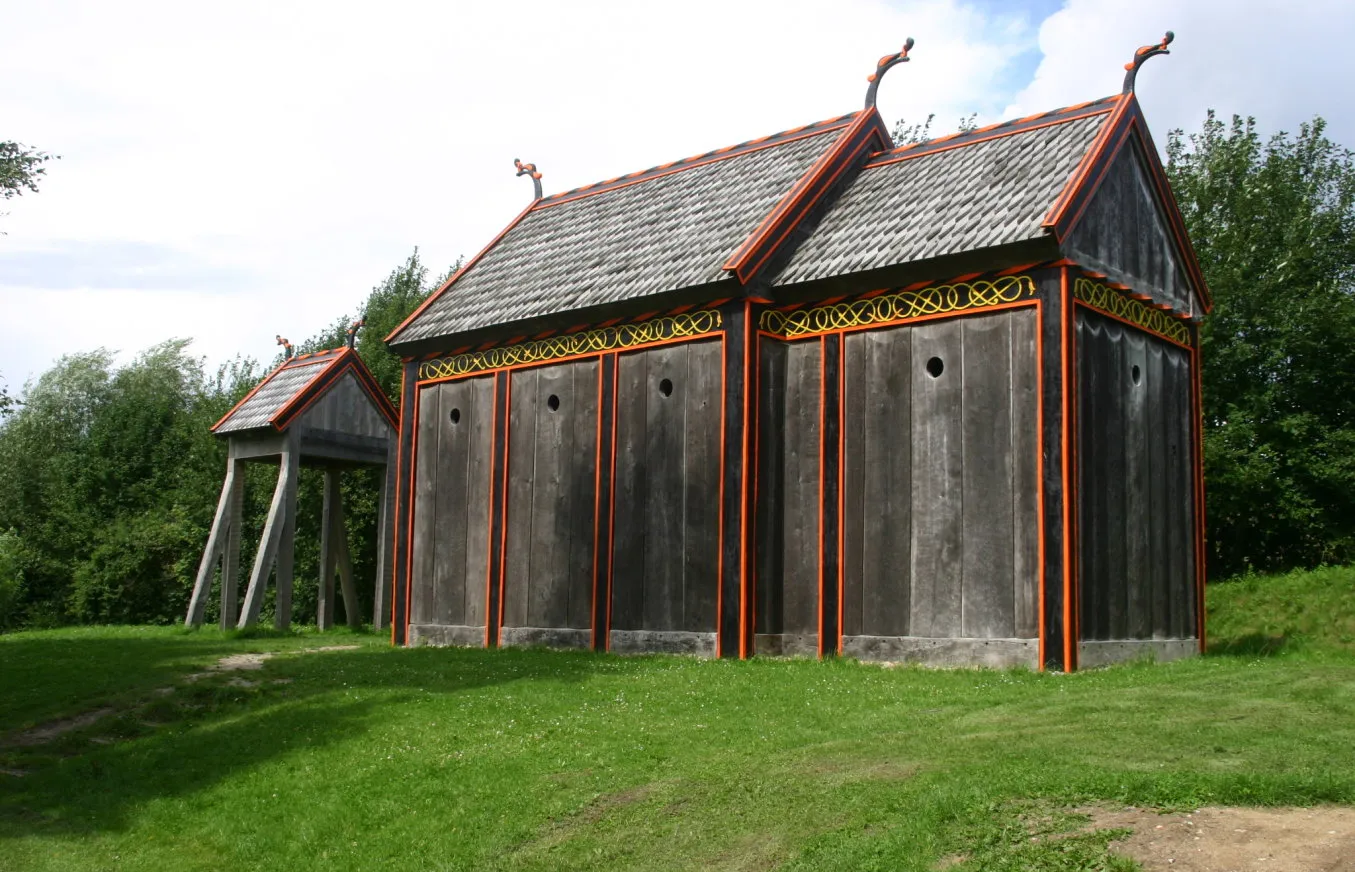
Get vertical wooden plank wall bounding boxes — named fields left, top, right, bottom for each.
left=1075, top=311, right=1197, bottom=664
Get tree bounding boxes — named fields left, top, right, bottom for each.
left=891, top=113, right=978, bottom=148
left=1, top=141, right=56, bottom=200
left=1167, top=112, right=1355, bottom=577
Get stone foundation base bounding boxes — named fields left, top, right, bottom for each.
left=608, top=630, right=716, bottom=656
left=498, top=627, right=592, bottom=650
left=407, top=623, right=484, bottom=647
left=841, top=635, right=1039, bottom=668
left=1078, top=638, right=1199, bottom=668
left=753, top=633, right=820, bottom=657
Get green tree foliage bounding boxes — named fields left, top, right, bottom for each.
left=0, top=141, right=56, bottom=200
left=891, top=113, right=978, bottom=147
left=1168, top=112, right=1355, bottom=576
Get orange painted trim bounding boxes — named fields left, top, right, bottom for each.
left=538, top=122, right=852, bottom=211
left=867, top=103, right=1118, bottom=170
left=416, top=330, right=724, bottom=386
left=836, top=332, right=846, bottom=655
left=1035, top=301, right=1047, bottom=671
left=738, top=300, right=753, bottom=659
left=1071, top=300, right=1193, bottom=351
left=765, top=298, right=1039, bottom=343
left=1060, top=266, right=1076, bottom=672
left=391, top=365, right=408, bottom=644
left=387, top=200, right=539, bottom=344
left=496, top=374, right=512, bottom=639
left=750, top=328, right=762, bottom=654
left=475, top=376, right=496, bottom=647
left=1192, top=339, right=1207, bottom=650
left=605, top=355, right=620, bottom=652
left=816, top=334, right=827, bottom=659
left=1043, top=95, right=1131, bottom=234
left=590, top=360, right=604, bottom=650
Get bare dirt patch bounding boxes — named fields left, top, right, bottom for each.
left=1084, top=805, right=1355, bottom=871
left=8, top=707, right=115, bottom=747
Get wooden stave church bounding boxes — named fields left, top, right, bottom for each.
left=384, top=35, right=1208, bottom=671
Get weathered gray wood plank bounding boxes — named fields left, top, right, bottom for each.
left=1010, top=309, right=1040, bottom=639
left=568, top=361, right=600, bottom=631
left=318, top=468, right=340, bottom=630
left=1124, top=330, right=1150, bottom=639
left=410, top=386, right=440, bottom=625
left=433, top=381, right=472, bottom=627
left=642, top=344, right=686, bottom=632
left=782, top=340, right=821, bottom=639
left=186, top=454, right=241, bottom=628
left=238, top=434, right=299, bottom=628
left=910, top=320, right=963, bottom=637
left=683, top=340, right=721, bottom=631
left=861, top=326, right=912, bottom=637
left=503, top=369, right=538, bottom=628
left=463, top=377, right=495, bottom=630
left=611, top=351, right=648, bottom=630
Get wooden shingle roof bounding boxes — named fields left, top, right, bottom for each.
left=773, top=99, right=1118, bottom=287
left=392, top=114, right=859, bottom=345
left=213, top=347, right=397, bottom=435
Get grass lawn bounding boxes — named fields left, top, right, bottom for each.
left=2, top=567, right=1353, bottom=871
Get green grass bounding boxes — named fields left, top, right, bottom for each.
left=1, top=567, right=1353, bottom=871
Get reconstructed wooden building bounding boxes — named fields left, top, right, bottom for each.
left=385, top=35, right=1208, bottom=670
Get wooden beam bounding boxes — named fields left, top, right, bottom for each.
left=220, top=456, right=245, bottom=630
left=274, top=436, right=300, bottom=630
left=334, top=487, right=360, bottom=629
left=373, top=442, right=397, bottom=630
left=318, top=468, right=339, bottom=630
left=239, top=434, right=300, bottom=628
left=186, top=453, right=241, bottom=627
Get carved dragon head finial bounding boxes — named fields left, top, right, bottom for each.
left=865, top=38, right=915, bottom=110
left=514, top=158, right=543, bottom=200
left=1123, top=30, right=1174, bottom=94
left=346, top=318, right=364, bottom=349
left=276, top=335, right=293, bottom=360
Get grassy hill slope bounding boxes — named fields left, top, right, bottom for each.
left=1, top=566, right=1352, bottom=872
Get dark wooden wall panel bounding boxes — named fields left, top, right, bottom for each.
left=409, top=376, right=494, bottom=632
left=1010, top=312, right=1040, bottom=639
left=1077, top=311, right=1195, bottom=641
left=502, top=361, right=598, bottom=631
left=611, top=339, right=722, bottom=633
left=961, top=315, right=1015, bottom=638
left=909, top=320, right=965, bottom=637
left=755, top=340, right=787, bottom=634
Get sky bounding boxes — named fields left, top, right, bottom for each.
left=2, top=0, right=1353, bottom=389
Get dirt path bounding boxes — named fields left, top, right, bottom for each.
left=1087, top=805, right=1355, bottom=871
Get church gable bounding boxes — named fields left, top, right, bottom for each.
left=1061, top=118, right=1207, bottom=318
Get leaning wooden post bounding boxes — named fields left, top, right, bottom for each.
left=318, top=468, right=340, bottom=630
left=274, top=436, right=300, bottom=630
left=373, top=442, right=397, bottom=630
left=238, top=436, right=300, bottom=628
left=186, top=451, right=242, bottom=627
left=333, top=483, right=361, bottom=628
left=220, top=460, right=245, bottom=630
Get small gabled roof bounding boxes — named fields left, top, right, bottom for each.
left=772, top=97, right=1120, bottom=287
left=388, top=113, right=864, bottom=346
left=213, top=347, right=397, bottom=436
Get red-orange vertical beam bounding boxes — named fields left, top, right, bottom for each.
left=1060, top=266, right=1078, bottom=672
left=1192, top=334, right=1207, bottom=650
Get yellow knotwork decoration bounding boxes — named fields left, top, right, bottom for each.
left=418, top=309, right=723, bottom=380
left=760, top=275, right=1036, bottom=338
left=1073, top=278, right=1190, bottom=346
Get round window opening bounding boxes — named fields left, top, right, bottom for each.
left=926, top=356, right=944, bottom=378
left=449, top=408, right=461, bottom=425
left=659, top=378, right=674, bottom=397
left=547, top=394, right=560, bottom=412
left=1131, top=364, right=1142, bottom=386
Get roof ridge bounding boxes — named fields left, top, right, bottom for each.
left=536, top=111, right=859, bottom=209
left=864, top=95, right=1121, bottom=168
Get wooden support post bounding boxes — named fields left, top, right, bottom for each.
left=318, top=468, right=340, bottom=630
left=334, top=489, right=360, bottom=629
left=372, top=442, right=397, bottom=630
left=220, top=456, right=245, bottom=630
left=274, top=438, right=300, bottom=630
left=186, top=453, right=242, bottom=627
left=238, top=438, right=300, bottom=629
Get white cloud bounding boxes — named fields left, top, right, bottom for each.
left=1007, top=0, right=1355, bottom=152
left=1, top=0, right=1039, bottom=386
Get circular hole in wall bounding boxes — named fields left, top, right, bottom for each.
left=449, top=408, right=461, bottom=425
left=926, top=356, right=944, bottom=378
left=1132, top=364, right=1142, bottom=385
left=547, top=394, right=560, bottom=412
left=659, top=377, right=674, bottom=397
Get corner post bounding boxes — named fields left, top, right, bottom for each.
left=273, top=432, right=301, bottom=630
left=1038, top=266, right=1079, bottom=672
left=390, top=361, right=418, bottom=645
left=373, top=441, right=397, bottom=630
left=717, top=299, right=756, bottom=658
left=318, top=468, right=340, bottom=630
left=186, top=448, right=241, bottom=627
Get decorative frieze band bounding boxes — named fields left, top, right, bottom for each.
left=759, top=275, right=1036, bottom=338
left=418, top=309, right=723, bottom=380
left=1073, top=278, right=1190, bottom=346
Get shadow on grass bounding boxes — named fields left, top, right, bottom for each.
left=0, top=633, right=617, bottom=839
left=1205, top=633, right=1294, bottom=658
